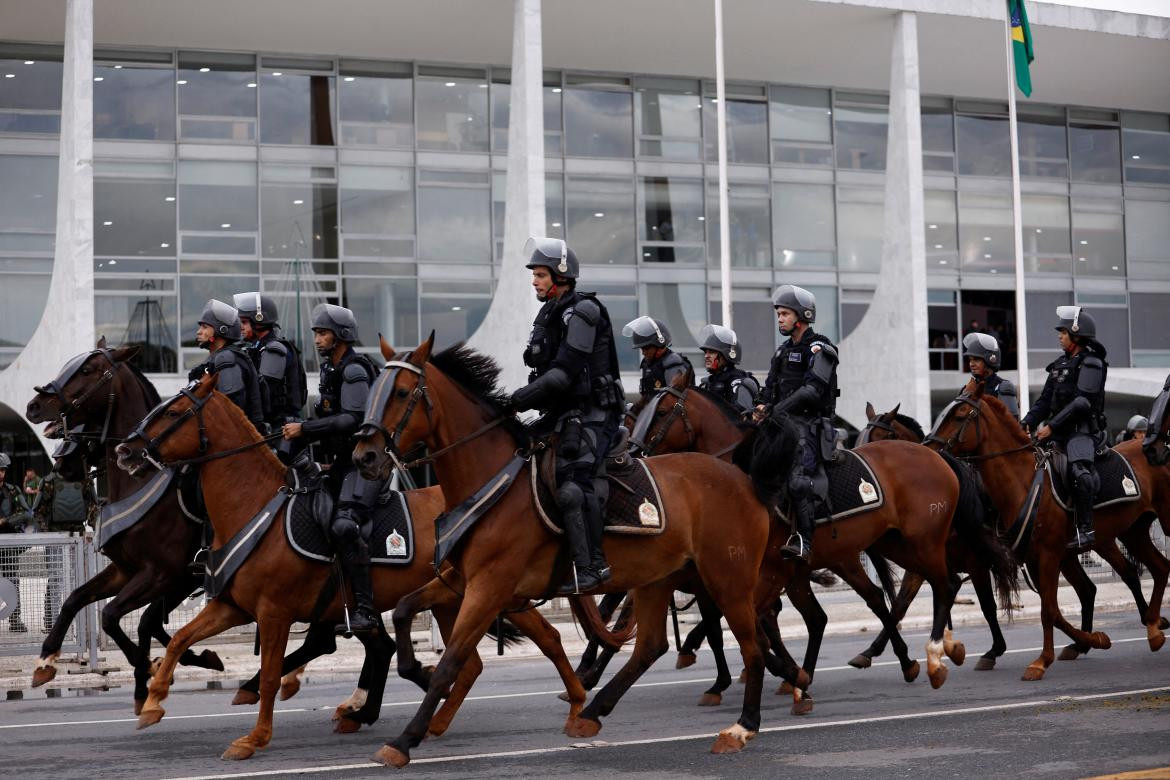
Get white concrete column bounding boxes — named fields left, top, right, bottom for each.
left=838, top=10, right=930, bottom=428
left=0, top=0, right=94, bottom=452
left=467, top=0, right=544, bottom=390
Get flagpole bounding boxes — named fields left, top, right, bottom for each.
left=714, top=0, right=732, bottom=328
left=1004, top=2, right=1030, bottom=417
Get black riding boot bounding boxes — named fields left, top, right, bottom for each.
left=558, top=504, right=609, bottom=595
left=781, top=496, right=816, bottom=563
left=585, top=493, right=611, bottom=583
left=337, top=537, right=378, bottom=635
left=1068, top=501, right=1095, bottom=551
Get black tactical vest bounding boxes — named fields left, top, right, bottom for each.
left=314, top=349, right=379, bottom=462
left=638, top=351, right=695, bottom=397
left=524, top=290, right=621, bottom=412
left=1045, top=350, right=1107, bottom=432
left=701, top=366, right=758, bottom=410
left=762, top=329, right=838, bottom=418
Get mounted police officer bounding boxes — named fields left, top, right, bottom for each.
left=0, top=453, right=30, bottom=632
left=622, top=316, right=694, bottom=402
left=1022, top=306, right=1108, bottom=551
left=755, top=285, right=839, bottom=563
left=189, top=299, right=265, bottom=431
left=233, top=292, right=308, bottom=435
left=1144, top=373, right=1170, bottom=464
left=1116, top=415, right=1148, bottom=445
left=962, top=332, right=1018, bottom=417
left=509, top=237, right=625, bottom=594
left=697, top=323, right=759, bottom=413
left=281, top=303, right=381, bottom=633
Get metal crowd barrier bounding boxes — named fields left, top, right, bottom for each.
left=0, top=533, right=92, bottom=661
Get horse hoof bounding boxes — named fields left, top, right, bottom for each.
left=279, top=676, right=302, bottom=701
left=372, top=745, right=409, bottom=768
left=928, top=664, right=948, bottom=690
left=710, top=725, right=755, bottom=754
left=1148, top=629, right=1165, bottom=653
left=31, top=666, right=57, bottom=687
left=232, top=690, right=260, bottom=706
left=557, top=691, right=571, bottom=702
left=737, top=669, right=748, bottom=684
left=1159, top=616, right=1170, bottom=631
left=791, top=695, right=814, bottom=716
left=1091, top=632, right=1112, bottom=650
left=974, top=657, right=996, bottom=672
left=136, top=708, right=164, bottom=730
left=903, top=661, right=920, bottom=683
left=946, top=642, right=966, bottom=666
left=848, top=654, right=872, bottom=669
left=334, top=717, right=362, bottom=734
left=199, top=650, right=225, bottom=672
left=1058, top=644, right=1085, bottom=661
left=1021, top=665, right=1046, bottom=682
left=776, top=680, right=794, bottom=696
left=697, top=693, right=721, bottom=707
left=564, top=717, right=602, bottom=738
left=676, top=653, right=697, bottom=670
left=133, top=699, right=144, bottom=716
left=221, top=743, right=255, bottom=761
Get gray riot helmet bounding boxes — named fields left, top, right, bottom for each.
left=0, top=453, right=9, bottom=469
left=698, top=323, right=741, bottom=365
left=1126, top=415, right=1149, bottom=434
left=1055, top=305, right=1096, bottom=341
left=962, top=332, right=1002, bottom=369
left=772, top=284, right=817, bottom=323
left=524, top=236, right=579, bottom=280
left=198, top=299, right=242, bottom=341
left=232, top=292, right=279, bottom=328
left=622, top=316, right=671, bottom=350
left=310, top=303, right=359, bottom=343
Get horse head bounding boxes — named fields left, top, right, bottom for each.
left=857, top=402, right=922, bottom=445
left=353, top=332, right=437, bottom=482
left=27, top=344, right=142, bottom=435
left=925, top=379, right=1026, bottom=457
left=115, top=373, right=220, bottom=476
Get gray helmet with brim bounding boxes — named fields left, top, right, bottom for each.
left=962, top=332, right=1002, bottom=369
left=311, top=303, right=359, bottom=342
left=772, top=284, right=817, bottom=323
left=698, top=323, right=741, bottom=365
left=198, top=299, right=242, bottom=341
left=524, top=236, right=579, bottom=279
left=622, top=316, right=671, bottom=349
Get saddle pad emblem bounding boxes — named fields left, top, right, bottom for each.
left=386, top=529, right=407, bottom=557
left=638, top=498, right=660, bottom=527
left=1122, top=476, right=1138, bottom=496
left=858, top=480, right=878, bottom=504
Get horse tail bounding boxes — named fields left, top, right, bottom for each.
left=485, top=613, right=525, bottom=648
left=809, top=568, right=838, bottom=588
left=864, top=550, right=899, bottom=607
left=746, top=416, right=800, bottom=509
left=938, top=450, right=1019, bottom=615
left=569, top=595, right=636, bottom=652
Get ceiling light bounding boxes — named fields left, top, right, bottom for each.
left=1035, top=228, right=1042, bottom=233
left=928, top=224, right=938, bottom=229
left=934, top=244, right=943, bottom=249
left=478, top=83, right=488, bottom=88
left=246, top=82, right=257, bottom=88
left=176, top=79, right=187, bottom=85
left=164, top=196, right=175, bottom=202
left=451, top=305, right=462, bottom=311
left=113, top=65, right=123, bottom=69
left=1078, top=257, right=1087, bottom=262
left=551, top=87, right=562, bottom=93
left=593, top=212, right=605, bottom=218
left=343, top=76, right=355, bottom=82
left=220, top=223, right=231, bottom=228
left=272, top=72, right=282, bottom=76
left=293, top=199, right=304, bottom=205
left=444, top=81, right=456, bottom=87
left=551, top=222, right=561, bottom=227
left=990, top=269, right=998, bottom=274
left=983, top=253, right=991, bottom=259
left=93, top=76, right=103, bottom=82
left=1079, top=240, right=1088, bottom=245
left=697, top=216, right=705, bottom=221
left=939, top=260, right=948, bottom=265
left=3, top=74, right=13, bottom=79
left=1111, top=265, right=1119, bottom=270
left=160, top=243, right=170, bottom=248
left=23, top=60, right=34, bottom=65
left=108, top=259, right=117, bottom=265
left=1132, top=155, right=1141, bottom=160
left=102, top=221, right=113, bottom=226
left=643, top=252, right=651, bottom=257
left=199, top=67, right=210, bottom=73
left=982, top=236, right=991, bottom=241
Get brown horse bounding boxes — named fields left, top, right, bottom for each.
left=926, top=381, right=1170, bottom=680
left=114, top=374, right=586, bottom=760
left=352, top=336, right=781, bottom=765
left=25, top=344, right=224, bottom=710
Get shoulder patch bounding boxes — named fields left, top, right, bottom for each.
left=810, top=344, right=821, bottom=354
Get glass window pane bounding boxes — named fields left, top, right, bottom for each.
left=94, top=63, right=175, bottom=140
left=1021, top=194, right=1071, bottom=273
left=1025, top=290, right=1072, bottom=367
left=921, top=103, right=954, bottom=155
left=704, top=98, right=768, bottom=164
left=1070, top=124, right=1121, bottom=183
left=416, top=75, right=489, bottom=152
left=1017, top=115, right=1068, bottom=178
left=339, top=166, right=414, bottom=248
left=260, top=71, right=335, bottom=145
left=95, top=288, right=178, bottom=372
left=771, top=86, right=830, bottom=143
left=339, top=68, right=413, bottom=148
left=260, top=169, right=338, bottom=258
left=637, top=84, right=701, bottom=160
left=958, top=193, right=1012, bottom=275
left=836, top=187, right=883, bottom=272
left=773, top=182, right=834, bottom=269
left=708, top=291, right=774, bottom=371
left=546, top=173, right=565, bottom=238
left=640, top=176, right=704, bottom=244
left=178, top=161, right=257, bottom=257
left=564, top=88, right=633, bottom=158
left=0, top=156, right=57, bottom=248
left=177, top=53, right=257, bottom=142
left=835, top=106, right=888, bottom=171
left=566, top=175, right=634, bottom=264
left=343, top=276, right=417, bottom=348
left=0, top=54, right=63, bottom=134
left=179, top=274, right=257, bottom=348
left=420, top=286, right=490, bottom=347
left=417, top=170, right=491, bottom=263
left=1086, top=305, right=1129, bottom=366
left=706, top=182, right=771, bottom=268
left=1072, top=203, right=1124, bottom=277
left=1123, top=113, right=1170, bottom=185
left=644, top=282, right=705, bottom=358
left=95, top=176, right=176, bottom=257
left=544, top=84, right=563, bottom=156
left=0, top=271, right=50, bottom=357
left=924, top=190, right=957, bottom=270
left=956, top=114, right=1010, bottom=177
left=1131, top=293, right=1170, bottom=350
left=804, top=286, right=839, bottom=343
left=1125, top=199, right=1170, bottom=279
left=491, top=80, right=510, bottom=152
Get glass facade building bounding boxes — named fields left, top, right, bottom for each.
left=2, top=42, right=1169, bottom=376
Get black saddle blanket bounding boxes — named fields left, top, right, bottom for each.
left=1048, top=448, right=1141, bottom=511
left=286, top=487, right=414, bottom=566
left=533, top=456, right=667, bottom=537
left=814, top=449, right=884, bottom=525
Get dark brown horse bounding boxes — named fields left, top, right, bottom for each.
left=115, top=374, right=586, bottom=760
left=25, top=344, right=224, bottom=710
left=352, top=337, right=780, bottom=765
left=927, top=381, right=1169, bottom=680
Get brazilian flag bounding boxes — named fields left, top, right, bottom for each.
left=1009, top=0, right=1034, bottom=97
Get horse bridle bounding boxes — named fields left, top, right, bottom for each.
left=925, top=394, right=1033, bottom=461
left=857, top=415, right=897, bottom=445
left=35, top=348, right=121, bottom=445
left=635, top=387, right=695, bottom=456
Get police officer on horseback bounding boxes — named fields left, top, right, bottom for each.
left=697, top=323, right=759, bottom=413
left=623, top=316, right=694, bottom=401
left=1117, top=415, right=1148, bottom=445
left=509, top=237, right=625, bottom=595
left=755, top=285, right=839, bottom=563
left=962, top=332, right=1018, bottom=417
left=233, top=292, right=308, bottom=434
left=1022, top=306, right=1108, bottom=551
left=189, top=299, right=265, bottom=430
left=282, top=304, right=381, bottom=633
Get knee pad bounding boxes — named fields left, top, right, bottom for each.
left=331, top=513, right=361, bottom=542
left=1070, top=462, right=1099, bottom=500
left=554, top=481, right=585, bottom=513
left=788, top=471, right=814, bottom=499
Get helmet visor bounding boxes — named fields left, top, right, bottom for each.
left=962, top=332, right=999, bottom=353
left=621, top=316, right=665, bottom=341
left=1055, top=305, right=1082, bottom=331
left=524, top=236, right=568, bottom=270
left=698, top=323, right=736, bottom=347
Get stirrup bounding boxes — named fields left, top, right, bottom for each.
left=1067, top=528, right=1095, bottom=552
left=781, top=533, right=812, bottom=562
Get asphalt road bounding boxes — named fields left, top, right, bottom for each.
left=2, top=612, right=1168, bottom=780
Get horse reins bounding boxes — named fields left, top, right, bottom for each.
left=36, top=348, right=121, bottom=446
left=926, top=393, right=1035, bottom=462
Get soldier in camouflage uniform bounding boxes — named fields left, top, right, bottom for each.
left=0, top=453, right=31, bottom=632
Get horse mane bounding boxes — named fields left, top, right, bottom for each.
left=121, top=360, right=161, bottom=407
left=429, top=343, right=530, bottom=443
left=891, top=412, right=925, bottom=442
left=690, top=385, right=755, bottom=431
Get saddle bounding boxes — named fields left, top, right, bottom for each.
left=1046, top=447, right=1140, bottom=511
left=533, top=429, right=667, bottom=537
left=777, top=450, right=884, bottom=528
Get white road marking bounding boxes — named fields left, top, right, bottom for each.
left=159, top=685, right=1170, bottom=780
left=0, top=635, right=1150, bottom=731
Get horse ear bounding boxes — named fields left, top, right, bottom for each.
left=109, top=344, right=141, bottom=364
left=378, top=333, right=395, bottom=362
left=891, top=402, right=901, bottom=417
left=410, top=330, right=436, bottom=366
left=96, top=335, right=107, bottom=349
left=865, top=401, right=875, bottom=421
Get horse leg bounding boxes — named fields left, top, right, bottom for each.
left=848, top=570, right=923, bottom=670
left=135, top=598, right=172, bottom=707
left=153, top=580, right=226, bottom=673
left=695, top=591, right=731, bottom=706
left=578, top=593, right=624, bottom=676
left=1116, top=524, right=1169, bottom=652
left=97, top=569, right=173, bottom=715
left=781, top=574, right=826, bottom=695
left=423, top=604, right=485, bottom=738
left=709, top=575, right=768, bottom=754
left=502, top=605, right=588, bottom=731
left=1056, top=554, right=1097, bottom=661
left=836, top=561, right=920, bottom=684
left=221, top=617, right=293, bottom=760
left=137, top=599, right=251, bottom=730
left=33, top=563, right=126, bottom=687
left=566, top=583, right=674, bottom=738
left=391, top=577, right=453, bottom=692
left=941, top=571, right=968, bottom=666
left=578, top=596, right=632, bottom=689
left=923, top=569, right=963, bottom=690
left=240, top=621, right=338, bottom=706
left=337, top=620, right=395, bottom=732
left=969, top=566, right=1006, bottom=670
